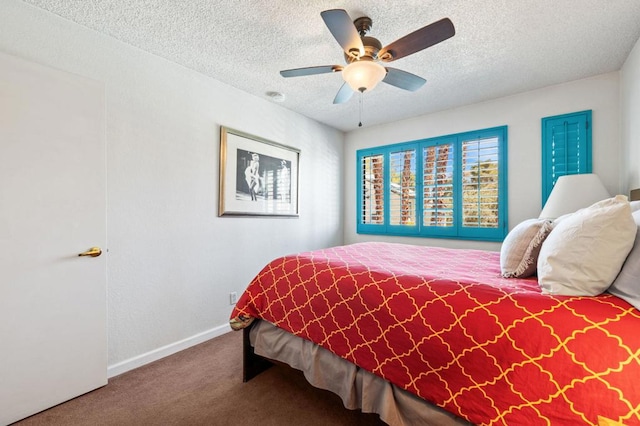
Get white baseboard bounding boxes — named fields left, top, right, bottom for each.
left=107, top=323, right=232, bottom=378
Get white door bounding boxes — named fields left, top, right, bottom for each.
left=0, top=52, right=107, bottom=425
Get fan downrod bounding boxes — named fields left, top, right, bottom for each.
left=354, top=16, right=372, bottom=36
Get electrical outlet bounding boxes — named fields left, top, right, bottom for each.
left=229, top=292, right=238, bottom=305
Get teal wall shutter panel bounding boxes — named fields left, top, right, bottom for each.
left=541, top=110, right=592, bottom=206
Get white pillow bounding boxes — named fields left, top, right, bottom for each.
left=608, top=209, right=640, bottom=309
left=537, top=195, right=637, bottom=296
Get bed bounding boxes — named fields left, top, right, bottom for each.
left=230, top=241, right=640, bottom=425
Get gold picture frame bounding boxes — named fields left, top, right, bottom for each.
left=219, top=126, right=299, bottom=217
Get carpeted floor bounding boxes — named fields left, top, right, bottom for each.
left=14, top=330, right=386, bottom=425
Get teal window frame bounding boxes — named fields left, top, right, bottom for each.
left=541, top=110, right=592, bottom=206
left=356, top=126, right=508, bottom=241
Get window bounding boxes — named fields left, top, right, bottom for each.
left=541, top=110, right=592, bottom=206
left=357, top=126, right=508, bottom=241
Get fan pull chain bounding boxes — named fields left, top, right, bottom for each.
left=358, top=90, right=364, bottom=127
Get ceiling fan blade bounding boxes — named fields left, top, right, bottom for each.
left=378, top=18, right=455, bottom=62
left=280, top=65, right=343, bottom=78
left=382, top=67, right=426, bottom=91
left=321, top=9, right=364, bottom=58
left=333, top=82, right=354, bottom=104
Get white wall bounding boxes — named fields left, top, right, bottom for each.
left=0, top=1, right=344, bottom=373
left=621, top=37, right=640, bottom=191
left=344, top=73, right=621, bottom=251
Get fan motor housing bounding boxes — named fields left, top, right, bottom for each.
left=344, top=36, right=382, bottom=63
left=343, top=16, right=383, bottom=63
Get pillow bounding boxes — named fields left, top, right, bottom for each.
left=630, top=200, right=640, bottom=212
left=552, top=212, right=574, bottom=225
left=607, top=209, right=640, bottom=310
left=500, top=218, right=553, bottom=278
left=537, top=195, right=637, bottom=296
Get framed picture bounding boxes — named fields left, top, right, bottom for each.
left=219, top=126, right=299, bottom=217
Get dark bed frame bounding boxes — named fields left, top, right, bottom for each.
left=242, top=323, right=272, bottom=382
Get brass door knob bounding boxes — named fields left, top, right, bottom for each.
left=78, top=247, right=102, bottom=257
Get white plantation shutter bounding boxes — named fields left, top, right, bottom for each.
left=389, top=148, right=416, bottom=226
left=423, top=143, right=454, bottom=227
left=462, top=137, right=500, bottom=229
left=360, top=154, right=384, bottom=225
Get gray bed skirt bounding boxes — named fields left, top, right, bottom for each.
left=249, top=320, right=473, bottom=426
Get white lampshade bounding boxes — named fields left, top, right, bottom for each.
left=342, top=60, right=386, bottom=92
left=539, top=173, right=611, bottom=219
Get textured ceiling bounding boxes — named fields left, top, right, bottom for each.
left=23, top=0, right=640, bottom=132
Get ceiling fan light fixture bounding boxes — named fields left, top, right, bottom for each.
left=342, top=60, right=386, bottom=92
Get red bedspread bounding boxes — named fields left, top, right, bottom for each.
left=230, top=242, right=640, bottom=425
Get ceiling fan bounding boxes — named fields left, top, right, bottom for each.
left=280, top=9, right=455, bottom=104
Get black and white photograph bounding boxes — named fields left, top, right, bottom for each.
left=219, top=126, right=299, bottom=216
left=235, top=149, right=291, bottom=203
